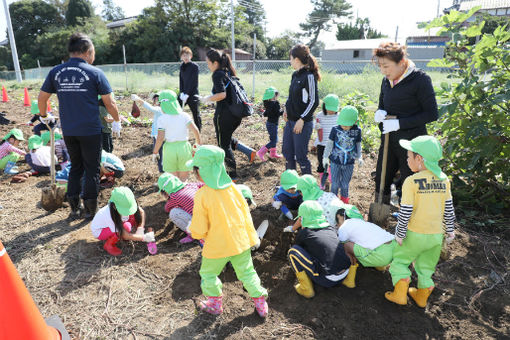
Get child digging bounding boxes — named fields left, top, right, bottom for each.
left=0, top=129, right=26, bottom=174
left=385, top=135, right=456, bottom=308
left=256, top=86, right=283, bottom=161
left=272, top=169, right=303, bottom=220
left=187, top=145, right=268, bottom=317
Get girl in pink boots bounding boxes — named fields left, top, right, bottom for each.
left=256, top=86, right=283, bottom=161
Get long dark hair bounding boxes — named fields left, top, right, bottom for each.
left=110, top=202, right=142, bottom=236
left=206, top=49, right=237, bottom=76
left=290, top=44, right=321, bottom=81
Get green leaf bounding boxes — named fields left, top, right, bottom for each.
left=427, top=58, right=455, bottom=68
left=465, top=21, right=485, bottom=37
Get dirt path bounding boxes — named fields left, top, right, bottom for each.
left=1, top=89, right=509, bottom=339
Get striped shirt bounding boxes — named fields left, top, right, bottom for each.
left=0, top=141, right=26, bottom=160
left=314, top=113, right=338, bottom=145
left=164, top=182, right=204, bottom=215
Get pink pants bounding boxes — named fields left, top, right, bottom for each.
left=97, top=215, right=137, bottom=240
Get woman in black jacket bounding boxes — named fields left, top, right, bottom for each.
left=283, top=44, right=320, bottom=175
left=178, top=46, right=201, bottom=131
left=200, top=49, right=256, bottom=180
left=372, top=42, right=438, bottom=201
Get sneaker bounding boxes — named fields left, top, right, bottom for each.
left=147, top=242, right=158, bottom=255
left=252, top=296, right=268, bottom=318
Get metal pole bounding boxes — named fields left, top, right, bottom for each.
left=394, top=26, right=399, bottom=42
left=122, top=44, right=127, bottom=91
left=231, top=0, right=235, bottom=61
left=2, top=0, right=22, bottom=82
left=252, top=33, right=256, bottom=99
left=37, top=59, right=41, bottom=80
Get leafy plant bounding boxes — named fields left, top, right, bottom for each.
left=340, top=91, right=379, bottom=152
left=427, top=7, right=510, bottom=213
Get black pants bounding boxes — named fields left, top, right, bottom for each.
left=213, top=110, right=241, bottom=177
left=375, top=127, right=427, bottom=195
left=316, top=144, right=325, bottom=173
left=64, top=134, right=102, bottom=200
left=102, top=132, right=113, bottom=153
left=178, top=98, right=201, bottom=131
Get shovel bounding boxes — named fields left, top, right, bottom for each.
left=368, top=115, right=396, bottom=226
left=41, top=124, right=66, bottom=211
left=252, top=220, right=269, bottom=251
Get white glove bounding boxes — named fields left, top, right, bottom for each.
left=179, top=93, right=189, bottom=105
left=283, top=226, right=294, bottom=233
left=382, top=119, right=400, bottom=134
left=357, top=157, right=364, bottom=167
left=142, top=231, right=155, bottom=243
left=196, top=95, right=212, bottom=104
left=135, top=227, right=144, bottom=236
left=285, top=211, right=293, bottom=219
left=40, top=113, right=55, bottom=125
left=272, top=200, right=282, bottom=209
left=112, top=121, right=122, bottom=137
left=374, top=109, right=387, bottom=123
left=152, top=153, right=160, bottom=163
left=251, top=239, right=261, bottom=251
left=395, top=236, right=403, bottom=246
left=131, top=94, right=140, bottom=101
left=323, top=157, right=330, bottom=169
left=446, top=231, right=455, bottom=244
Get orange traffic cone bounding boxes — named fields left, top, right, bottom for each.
left=23, top=87, right=31, bottom=106
left=1, top=86, right=8, bottom=102
left=0, top=241, right=67, bottom=339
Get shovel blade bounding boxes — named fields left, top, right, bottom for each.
left=41, top=185, right=66, bottom=211
left=256, top=220, right=269, bottom=239
left=368, top=202, right=391, bottom=227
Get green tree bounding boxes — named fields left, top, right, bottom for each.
left=102, top=0, right=125, bottom=21
left=266, top=30, right=299, bottom=59
left=237, top=0, right=266, bottom=41
left=66, top=0, right=93, bottom=26
left=46, top=0, right=67, bottom=19
left=300, top=0, right=351, bottom=49
left=0, top=46, right=13, bottom=71
left=336, top=17, right=384, bottom=40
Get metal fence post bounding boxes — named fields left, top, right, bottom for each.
left=252, top=33, right=256, bottom=99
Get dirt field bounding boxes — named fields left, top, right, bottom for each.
left=1, top=88, right=509, bottom=340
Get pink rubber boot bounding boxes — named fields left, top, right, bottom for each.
left=318, top=172, right=324, bottom=190
left=199, top=296, right=223, bottom=315
left=341, top=196, right=350, bottom=204
left=269, top=148, right=283, bottom=158
left=179, top=232, right=194, bottom=244
left=256, top=146, right=268, bottom=162
left=252, top=296, right=269, bottom=318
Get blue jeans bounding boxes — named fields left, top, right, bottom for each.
left=152, top=137, right=164, bottom=173
left=330, top=162, right=354, bottom=197
left=282, top=120, right=313, bottom=174
left=265, top=121, right=278, bottom=149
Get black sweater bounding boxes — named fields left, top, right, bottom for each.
left=263, top=100, right=283, bottom=124
left=285, top=68, right=319, bottom=122
left=378, top=68, right=438, bottom=131
left=179, top=62, right=199, bottom=96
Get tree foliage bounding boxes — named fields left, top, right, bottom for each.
left=66, top=0, right=94, bottom=26
left=102, top=0, right=125, bottom=21
left=266, top=31, right=300, bottom=59
left=336, top=17, right=384, bottom=40
left=299, top=0, right=351, bottom=49
left=427, top=7, right=510, bottom=212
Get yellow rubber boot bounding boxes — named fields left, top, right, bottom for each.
left=385, top=279, right=409, bottom=305
left=342, top=264, right=358, bottom=288
left=294, top=271, right=315, bottom=298
left=408, top=286, right=433, bottom=308
left=375, top=265, right=389, bottom=272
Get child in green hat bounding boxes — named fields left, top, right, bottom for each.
left=41, top=129, right=69, bottom=168
left=152, top=90, right=201, bottom=182
left=98, top=95, right=115, bottom=153
left=385, top=135, right=456, bottom=308
left=286, top=200, right=352, bottom=298
left=25, top=135, right=55, bottom=175
left=90, top=186, right=155, bottom=256
left=323, top=105, right=363, bottom=204
left=187, top=145, right=268, bottom=317
left=314, top=94, right=340, bottom=189
left=272, top=169, right=303, bottom=220
left=27, top=100, right=56, bottom=136
left=158, top=172, right=204, bottom=244
left=0, top=129, right=27, bottom=174
left=256, top=86, right=284, bottom=161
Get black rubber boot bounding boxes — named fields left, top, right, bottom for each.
left=67, top=195, right=83, bottom=219
left=83, top=199, right=98, bottom=220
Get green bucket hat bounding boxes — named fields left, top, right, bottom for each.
left=297, top=175, right=323, bottom=201
left=236, top=184, right=253, bottom=201
left=298, top=200, right=330, bottom=229
left=3, top=128, right=24, bottom=141
left=323, top=94, right=339, bottom=112
left=399, top=135, right=447, bottom=180
left=280, top=169, right=300, bottom=190
left=30, top=100, right=39, bottom=115
left=185, top=145, right=232, bottom=190
left=158, top=90, right=182, bottom=115
left=337, top=105, right=358, bottom=126
left=342, top=204, right=364, bottom=220
left=28, top=135, right=43, bottom=150
left=158, top=172, right=185, bottom=194
left=40, top=130, right=62, bottom=145
left=262, top=86, right=278, bottom=100
left=109, top=186, right=138, bottom=216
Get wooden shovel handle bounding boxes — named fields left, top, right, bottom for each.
left=377, top=115, right=396, bottom=204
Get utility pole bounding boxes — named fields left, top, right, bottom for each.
left=394, top=25, right=399, bottom=43
left=231, top=0, right=235, bottom=61
left=2, top=0, right=22, bottom=82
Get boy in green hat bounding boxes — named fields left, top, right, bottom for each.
left=385, top=135, right=456, bottom=308
left=187, top=145, right=268, bottom=318
left=152, top=90, right=201, bottom=182
left=323, top=105, right=363, bottom=204
left=272, top=169, right=303, bottom=220
left=286, top=200, right=352, bottom=298
left=25, top=135, right=55, bottom=175
left=0, top=129, right=27, bottom=174
left=158, top=172, right=204, bottom=244
left=256, top=86, right=284, bottom=161
left=314, top=94, right=340, bottom=188
left=27, top=100, right=56, bottom=136
left=98, top=95, right=115, bottom=152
